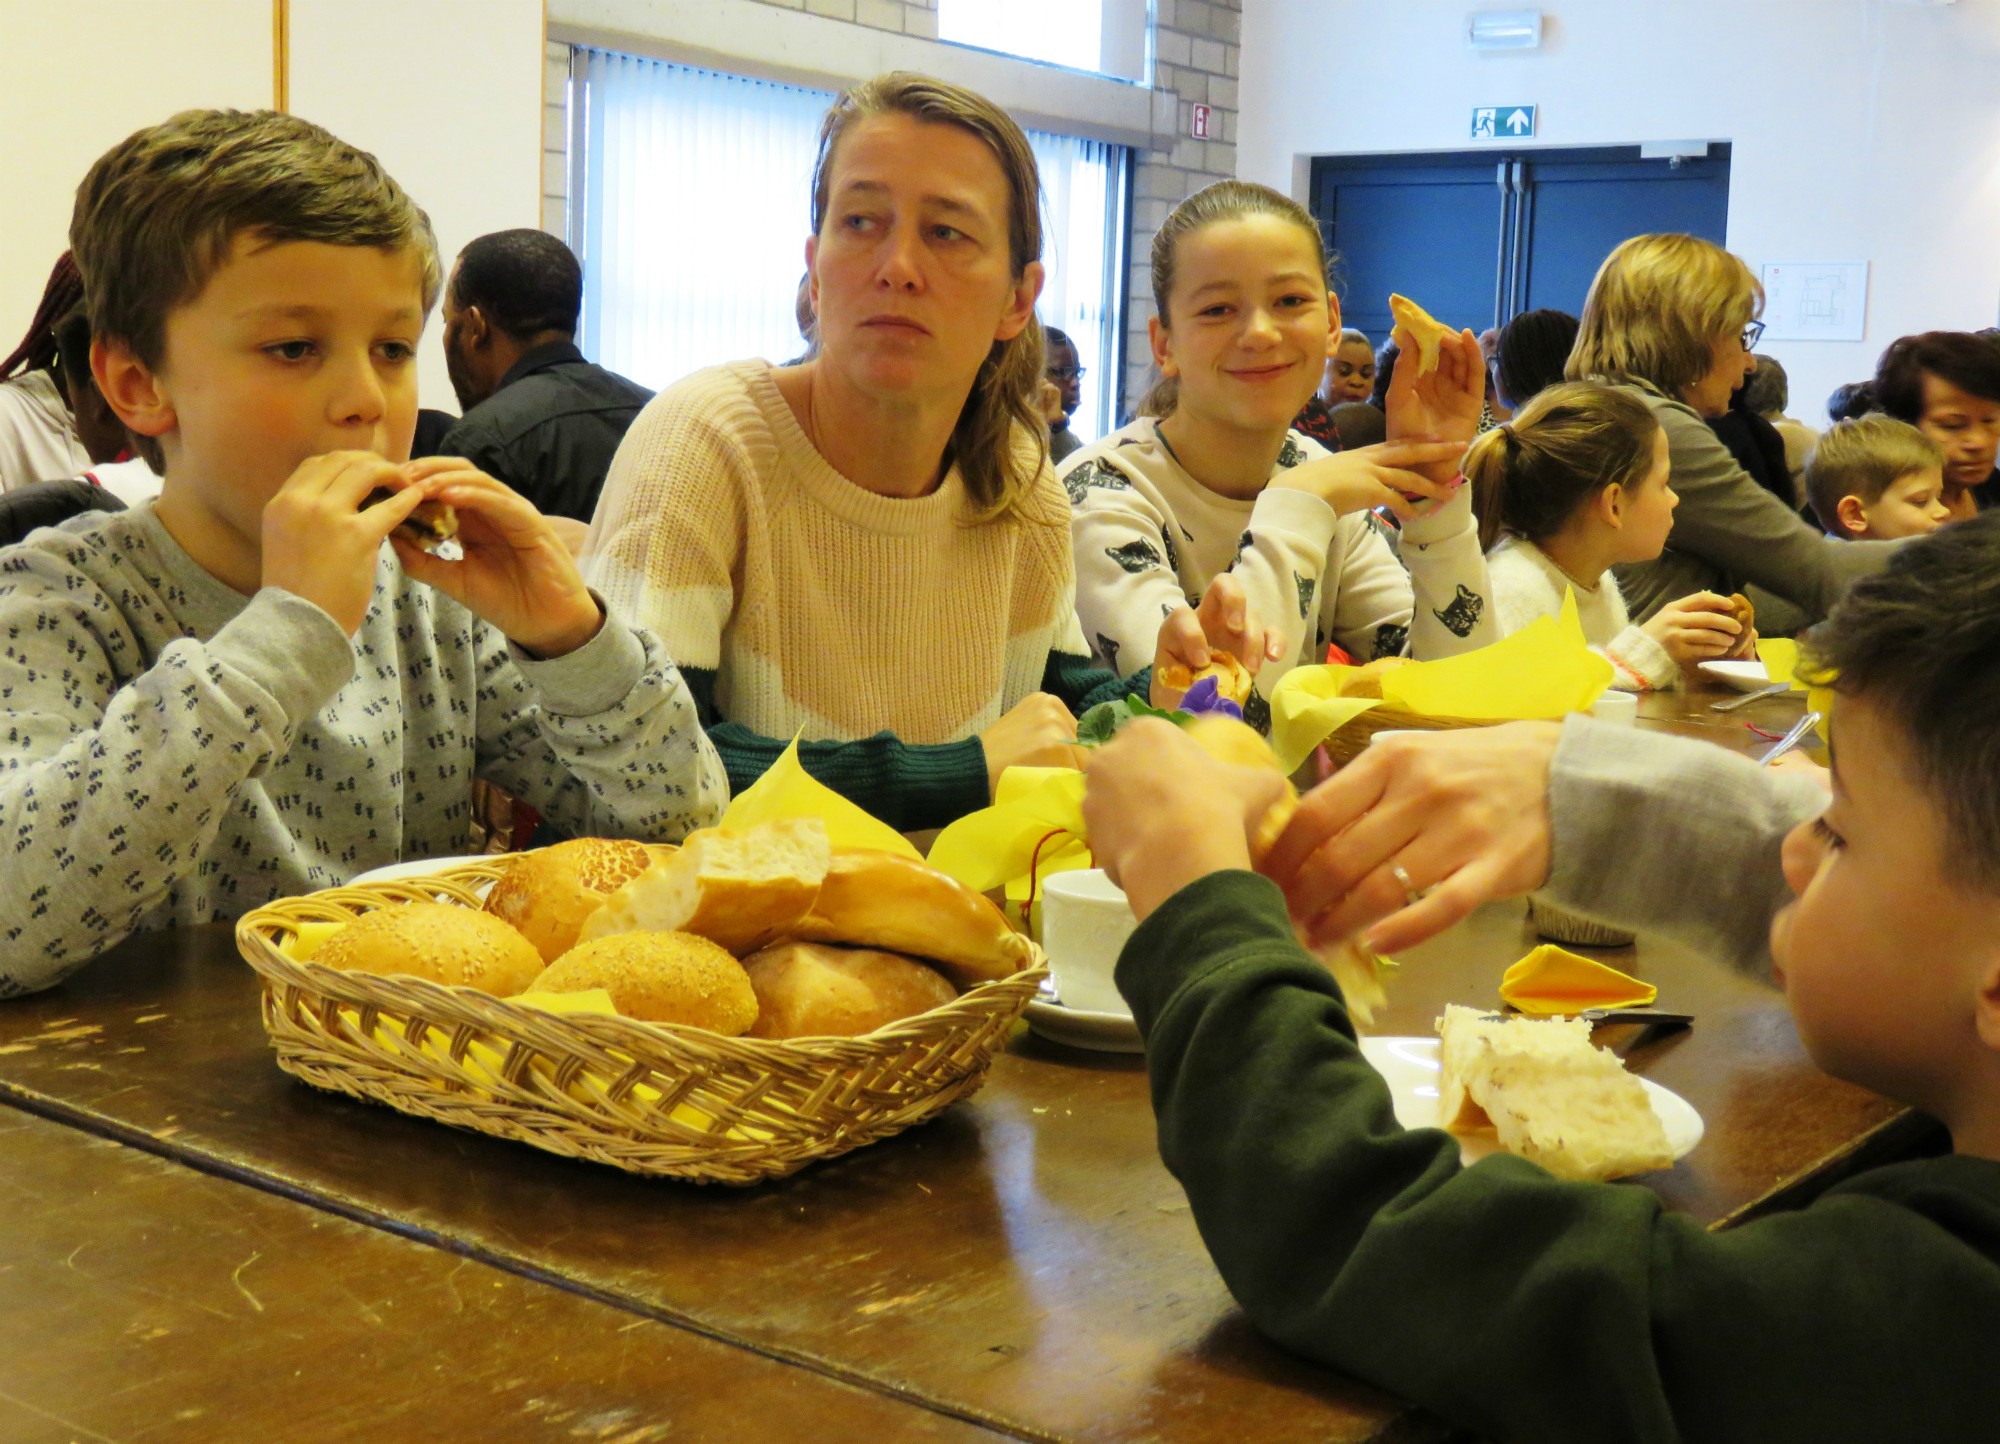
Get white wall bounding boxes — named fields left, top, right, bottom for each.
left=0, top=0, right=271, bottom=346
left=289, top=0, right=547, bottom=413
left=1239, top=0, right=2000, bottom=422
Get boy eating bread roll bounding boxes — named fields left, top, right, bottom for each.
left=1079, top=514, right=2000, bottom=1440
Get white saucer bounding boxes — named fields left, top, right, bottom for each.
left=345, top=855, right=499, bottom=898
left=1024, top=997, right=1143, bottom=1053
left=1357, top=1036, right=1703, bottom=1171
left=1698, top=659, right=1771, bottom=691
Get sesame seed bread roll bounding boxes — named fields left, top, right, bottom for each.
left=580, top=819, right=831, bottom=955
left=483, top=837, right=672, bottom=963
left=315, top=901, right=545, bottom=998
left=789, top=850, right=1036, bottom=988
left=739, top=940, right=959, bottom=1040
left=535, top=931, right=758, bottom=1034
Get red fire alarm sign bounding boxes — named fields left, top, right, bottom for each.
left=1191, top=103, right=1211, bottom=139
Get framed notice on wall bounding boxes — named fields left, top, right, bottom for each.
left=1758, top=261, right=1870, bottom=342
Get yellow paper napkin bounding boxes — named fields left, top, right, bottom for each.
left=719, top=735, right=920, bottom=860
left=1499, top=944, right=1657, bottom=1016
left=1756, top=637, right=1804, bottom=690
left=926, top=765, right=1091, bottom=902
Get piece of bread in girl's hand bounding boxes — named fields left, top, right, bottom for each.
left=1155, top=649, right=1254, bottom=706
left=740, top=940, right=959, bottom=1039
left=1180, top=715, right=1392, bottom=1024
left=1436, top=1004, right=1673, bottom=1181
left=1388, top=293, right=1454, bottom=376
left=788, top=850, right=1035, bottom=987
left=579, top=819, right=831, bottom=955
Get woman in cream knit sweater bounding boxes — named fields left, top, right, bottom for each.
left=584, top=74, right=1175, bottom=830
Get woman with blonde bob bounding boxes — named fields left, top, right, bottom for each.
left=1568, top=233, right=1894, bottom=628
left=584, top=73, right=1203, bottom=829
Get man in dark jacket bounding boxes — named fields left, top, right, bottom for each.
left=438, top=229, right=652, bottom=521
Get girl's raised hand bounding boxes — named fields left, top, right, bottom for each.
left=390, top=457, right=602, bottom=658
left=1273, top=440, right=1466, bottom=518
left=1385, top=327, right=1485, bottom=481
left=1642, top=591, right=1744, bottom=670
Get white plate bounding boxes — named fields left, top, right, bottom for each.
left=1698, top=659, right=1771, bottom=691
left=345, top=855, right=499, bottom=898
left=1357, top=1036, right=1703, bottom=1171
left=1024, top=997, right=1143, bottom=1053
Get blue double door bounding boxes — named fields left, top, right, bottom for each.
left=1309, top=145, right=1733, bottom=342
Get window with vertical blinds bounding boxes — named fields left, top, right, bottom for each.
left=565, top=46, right=1130, bottom=442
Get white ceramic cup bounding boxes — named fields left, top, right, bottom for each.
left=1589, top=690, right=1639, bottom=726
left=1039, top=868, right=1138, bottom=1016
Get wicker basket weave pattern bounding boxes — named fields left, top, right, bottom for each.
left=235, top=863, right=1048, bottom=1186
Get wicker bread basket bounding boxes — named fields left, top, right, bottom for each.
left=1321, top=707, right=1496, bottom=767
left=234, top=860, right=1048, bottom=1185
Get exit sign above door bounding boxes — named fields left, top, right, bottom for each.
left=1472, top=105, right=1536, bottom=140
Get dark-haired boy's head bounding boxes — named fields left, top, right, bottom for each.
left=1874, top=332, right=2000, bottom=500
left=1826, top=380, right=1877, bottom=424
left=1493, top=308, right=1579, bottom=411
left=1805, top=415, right=1948, bottom=541
left=441, top=229, right=583, bottom=411
left=1777, top=513, right=2000, bottom=1120
left=70, top=108, right=439, bottom=471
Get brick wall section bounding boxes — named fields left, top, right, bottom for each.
left=544, top=1, right=1240, bottom=416
left=543, top=40, right=569, bottom=237
left=1124, top=0, right=1239, bottom=415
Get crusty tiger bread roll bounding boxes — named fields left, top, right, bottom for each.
left=535, top=931, right=758, bottom=1034
left=739, top=940, right=959, bottom=1039
left=1339, top=655, right=1414, bottom=700
left=789, top=850, right=1036, bottom=987
left=1154, top=649, right=1254, bottom=707
left=1388, top=293, right=1453, bottom=376
left=580, top=819, right=831, bottom=954
left=1436, top=1005, right=1673, bottom=1181
left=1180, top=715, right=1390, bottom=1024
left=484, top=837, right=672, bottom=963
left=316, top=901, right=544, bottom=997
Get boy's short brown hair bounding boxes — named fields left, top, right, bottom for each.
left=69, top=106, right=439, bottom=384
left=1805, top=415, right=1945, bottom=535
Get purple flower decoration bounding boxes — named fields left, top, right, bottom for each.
left=1178, top=674, right=1242, bottom=721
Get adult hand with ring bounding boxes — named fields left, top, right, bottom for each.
left=1259, top=721, right=1564, bottom=953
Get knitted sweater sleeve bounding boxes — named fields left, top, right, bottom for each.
left=0, top=549, right=354, bottom=994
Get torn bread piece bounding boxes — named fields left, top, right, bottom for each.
left=1435, top=1004, right=1673, bottom=1181
left=366, top=486, right=459, bottom=555
left=579, top=818, right=831, bottom=955
left=1388, top=293, right=1454, bottom=377
left=1155, top=649, right=1255, bottom=707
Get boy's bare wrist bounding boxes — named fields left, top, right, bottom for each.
left=1117, top=835, right=1255, bottom=923
left=516, top=595, right=604, bottom=660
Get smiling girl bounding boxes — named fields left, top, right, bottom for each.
left=1064, top=182, right=1499, bottom=710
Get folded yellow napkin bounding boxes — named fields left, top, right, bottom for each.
left=1269, top=590, right=1613, bottom=773
left=926, top=765, right=1090, bottom=907
left=1499, top=944, right=1657, bottom=1017
left=1755, top=637, right=1803, bottom=689
left=719, top=735, right=920, bottom=859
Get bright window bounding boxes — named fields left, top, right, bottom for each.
left=936, top=0, right=1149, bottom=82
left=567, top=47, right=1130, bottom=441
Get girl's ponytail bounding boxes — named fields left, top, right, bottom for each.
left=1464, top=381, right=1660, bottom=553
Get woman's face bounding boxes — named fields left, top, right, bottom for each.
left=808, top=113, right=1042, bottom=405
left=1323, top=337, right=1376, bottom=404
left=1915, top=371, right=2000, bottom=494
left=1680, top=324, right=1756, bottom=417
left=1150, top=213, right=1335, bottom=434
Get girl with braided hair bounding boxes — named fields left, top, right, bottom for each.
left=0, top=252, right=90, bottom=490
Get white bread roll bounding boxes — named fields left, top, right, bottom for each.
left=483, top=837, right=670, bottom=963
left=315, top=901, right=545, bottom=997
left=789, top=850, right=1035, bottom=987
left=535, top=931, right=758, bottom=1035
left=580, top=819, right=831, bottom=954
left=739, top=940, right=959, bottom=1039
left=1435, top=1004, right=1673, bottom=1181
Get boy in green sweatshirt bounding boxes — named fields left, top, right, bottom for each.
left=1082, top=513, right=2000, bottom=1442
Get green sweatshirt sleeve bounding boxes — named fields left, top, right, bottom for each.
left=1116, top=870, right=2000, bottom=1444
left=681, top=666, right=988, bottom=831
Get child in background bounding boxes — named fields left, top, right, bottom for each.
left=1470, top=380, right=1754, bottom=691
left=1806, top=414, right=1952, bottom=541
left=1081, top=512, right=2000, bottom=1442
left=0, top=108, right=725, bottom=994
left=1322, top=328, right=1376, bottom=404
left=1065, top=180, right=1498, bottom=717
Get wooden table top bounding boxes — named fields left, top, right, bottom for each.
left=0, top=1104, right=1008, bottom=1444
left=0, top=674, right=1881, bottom=1443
